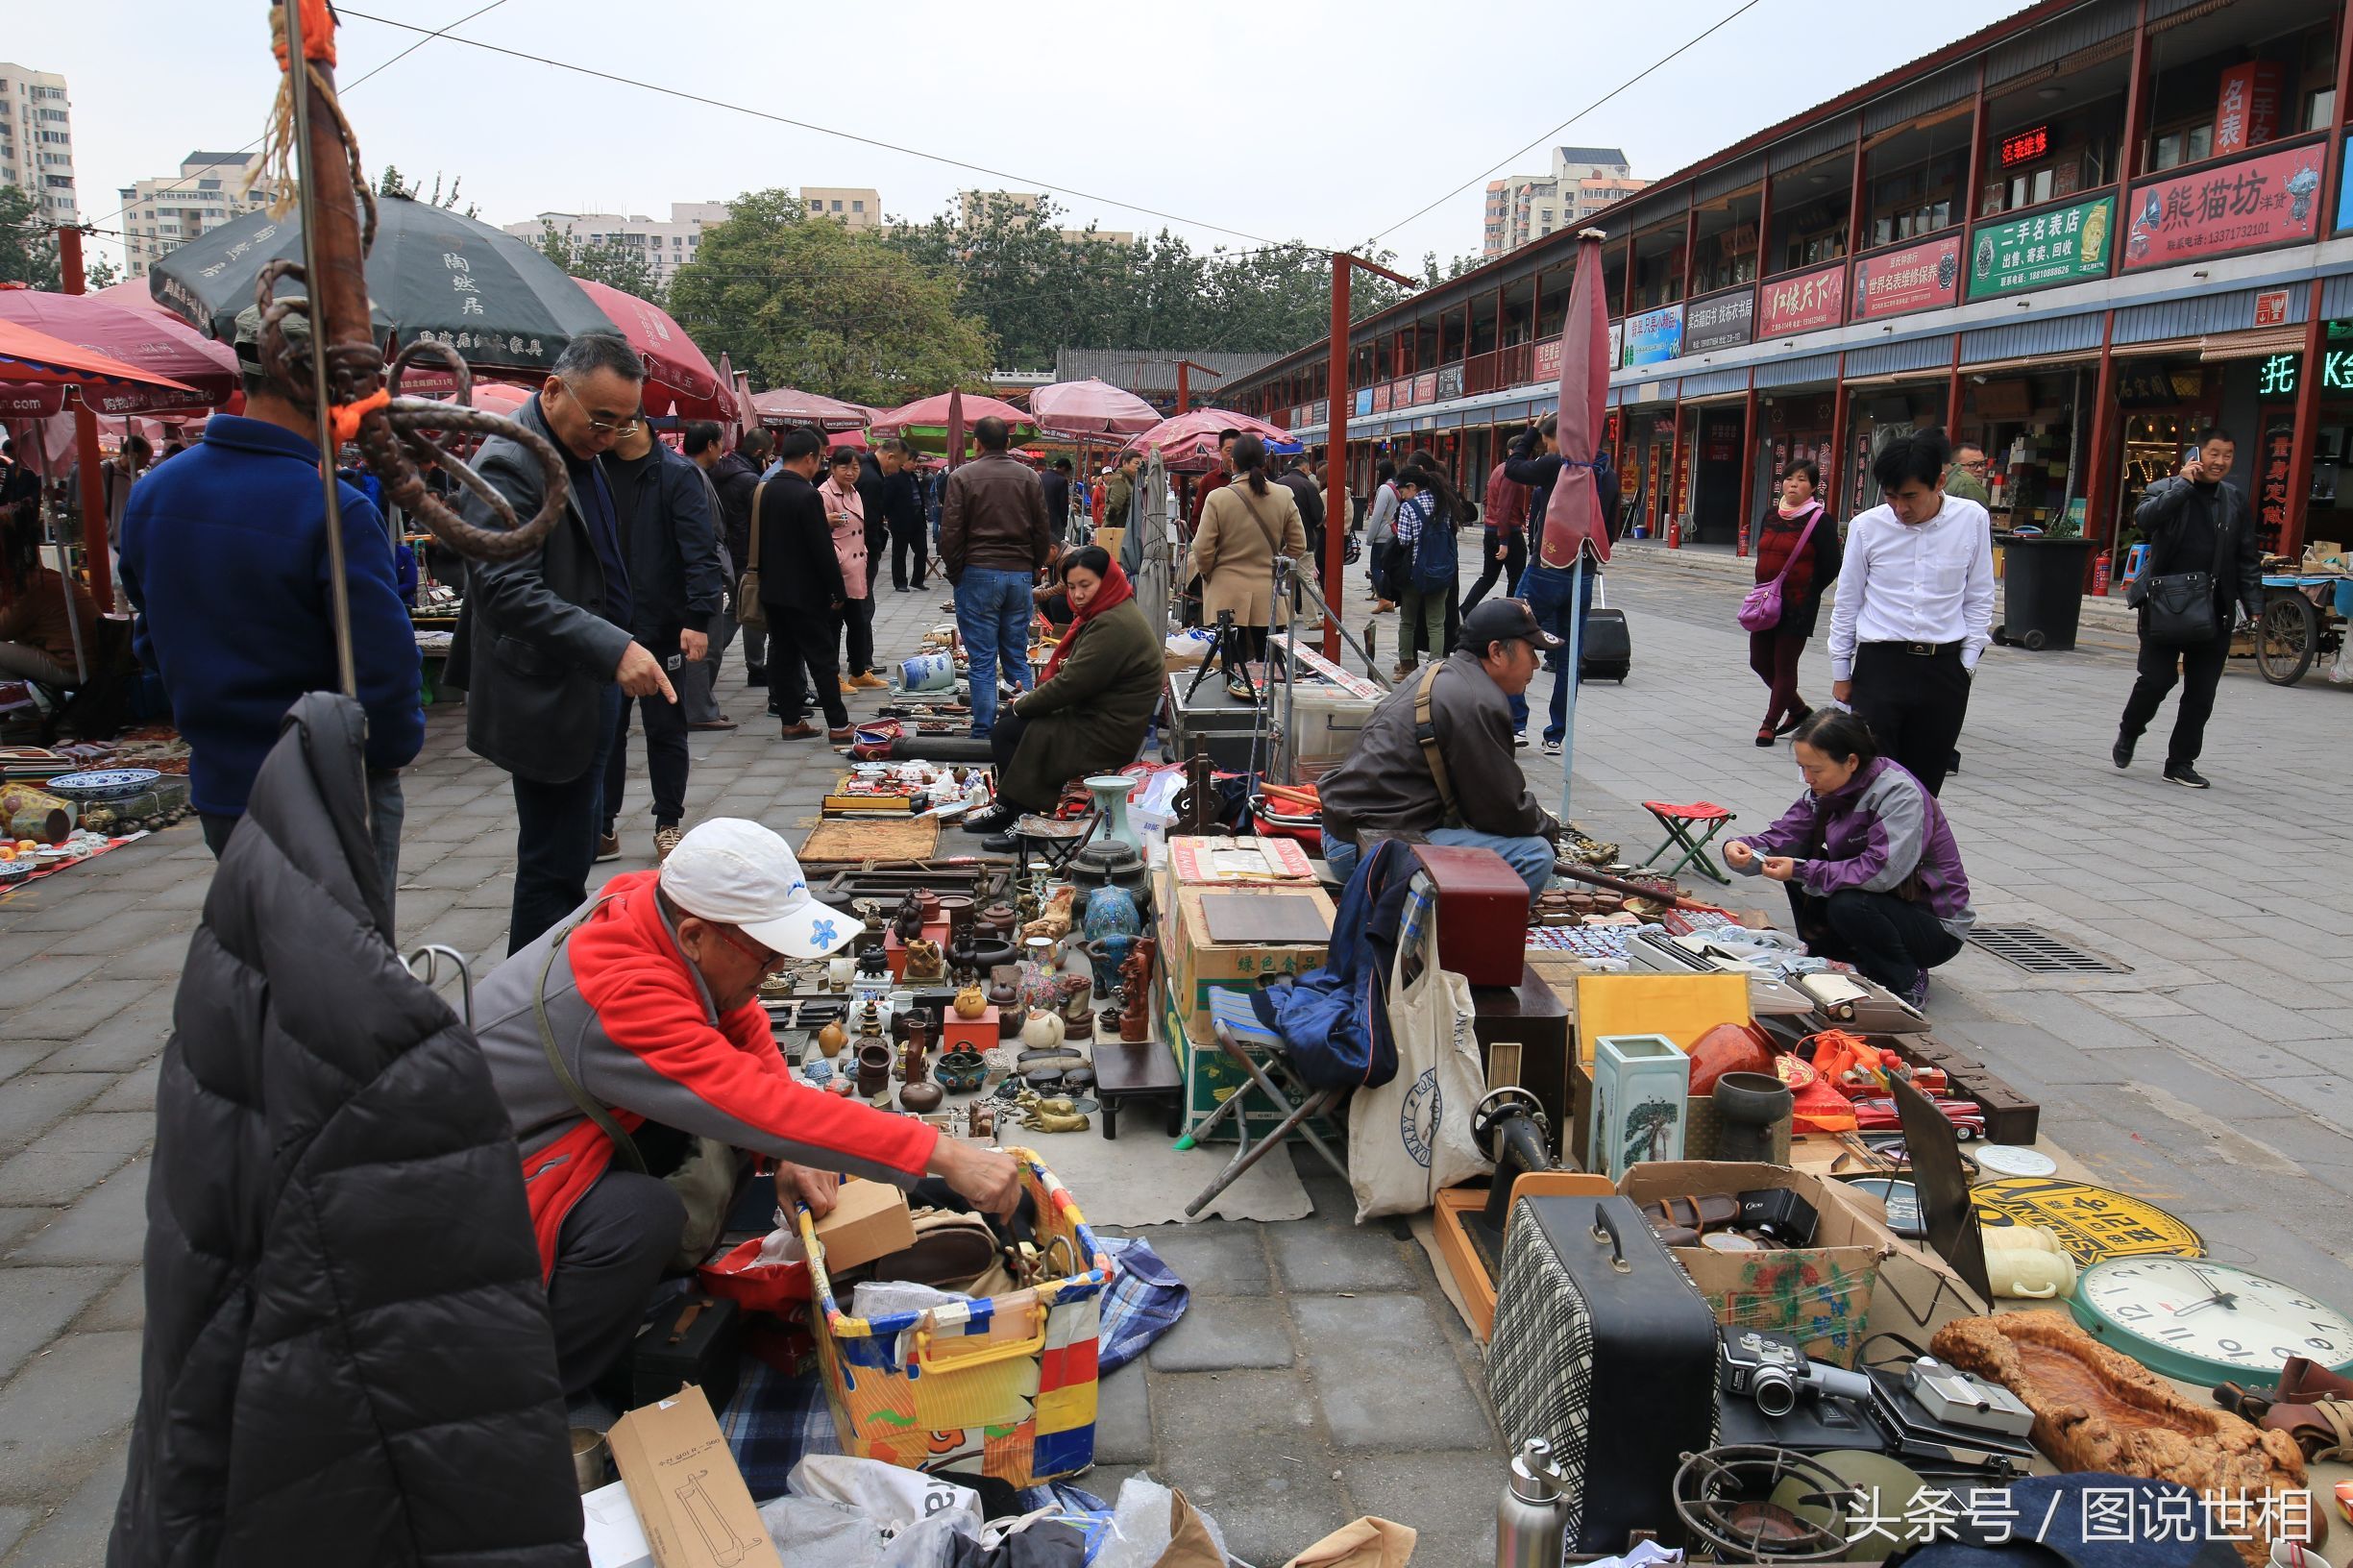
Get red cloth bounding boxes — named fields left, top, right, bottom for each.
left=1040, top=558, right=1137, bottom=684
left=1752, top=502, right=1826, bottom=604
left=1483, top=462, right=1531, bottom=532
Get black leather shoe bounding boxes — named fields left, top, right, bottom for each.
left=2113, top=733, right=2134, bottom=769
left=2164, top=763, right=2211, bottom=789
left=961, top=805, right=1017, bottom=835
left=981, top=832, right=1019, bottom=853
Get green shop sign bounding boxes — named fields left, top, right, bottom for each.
left=1966, top=195, right=2116, bottom=300
left=2252, top=344, right=2353, bottom=398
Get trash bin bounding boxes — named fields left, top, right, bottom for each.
left=1993, top=534, right=2098, bottom=651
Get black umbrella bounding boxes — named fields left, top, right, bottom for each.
left=150, top=194, right=611, bottom=375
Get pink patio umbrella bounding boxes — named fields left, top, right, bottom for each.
left=871, top=390, right=1034, bottom=459
left=1028, top=378, right=1162, bottom=436
left=570, top=276, right=733, bottom=422
left=0, top=289, right=239, bottom=416
left=750, top=387, right=872, bottom=432
left=1541, top=229, right=1613, bottom=816
left=1119, top=406, right=1289, bottom=472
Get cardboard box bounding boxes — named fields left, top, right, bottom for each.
left=1173, top=981, right=1342, bottom=1144
left=1167, top=834, right=1316, bottom=885
left=1158, top=872, right=1335, bottom=1046
left=606, top=1385, right=782, bottom=1568
left=1616, top=1161, right=1896, bottom=1369
left=811, top=1177, right=916, bottom=1274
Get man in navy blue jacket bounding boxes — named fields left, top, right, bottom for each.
left=119, top=306, right=422, bottom=911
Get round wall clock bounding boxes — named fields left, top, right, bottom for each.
left=2069, top=1256, right=2353, bottom=1386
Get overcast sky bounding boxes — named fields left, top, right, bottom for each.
left=23, top=0, right=2026, bottom=282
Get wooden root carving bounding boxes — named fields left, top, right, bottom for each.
left=1931, top=1311, right=2318, bottom=1567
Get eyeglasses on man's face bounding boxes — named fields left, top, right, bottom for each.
left=557, top=378, right=641, bottom=437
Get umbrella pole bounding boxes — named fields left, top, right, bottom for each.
left=283, top=0, right=357, bottom=701
left=1558, top=551, right=1584, bottom=823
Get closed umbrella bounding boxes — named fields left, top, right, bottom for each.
left=570, top=276, right=732, bottom=422
left=944, top=388, right=967, bottom=474
left=0, top=290, right=238, bottom=415
left=151, top=194, right=612, bottom=376
left=1120, top=407, right=1289, bottom=472
left=1544, top=229, right=1613, bottom=818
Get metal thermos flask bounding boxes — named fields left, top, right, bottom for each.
left=1496, top=1437, right=1571, bottom=1568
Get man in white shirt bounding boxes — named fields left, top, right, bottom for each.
left=1826, top=430, right=1995, bottom=796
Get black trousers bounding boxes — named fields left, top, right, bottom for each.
left=510, top=685, right=625, bottom=954
left=767, top=603, right=847, bottom=728
left=989, top=709, right=1033, bottom=807
left=2118, top=629, right=2229, bottom=767
left=892, top=520, right=930, bottom=589
left=1787, top=884, right=1963, bottom=996
left=843, top=595, right=875, bottom=676
left=601, top=674, right=690, bottom=831
left=1848, top=642, right=1971, bottom=796
left=1460, top=526, right=1527, bottom=614
left=545, top=1169, right=685, bottom=1399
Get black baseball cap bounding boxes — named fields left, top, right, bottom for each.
left=1458, top=599, right=1564, bottom=654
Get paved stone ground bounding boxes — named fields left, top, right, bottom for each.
left=2, top=551, right=2349, bottom=1565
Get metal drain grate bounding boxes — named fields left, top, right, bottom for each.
left=1969, top=924, right=2131, bottom=975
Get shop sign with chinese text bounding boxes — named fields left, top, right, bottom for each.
left=1623, top=303, right=1684, bottom=366
left=2248, top=346, right=2353, bottom=399
left=2260, top=417, right=2294, bottom=549
left=1684, top=286, right=1756, bottom=354
left=1760, top=261, right=1847, bottom=336
left=1608, top=320, right=1624, bottom=369
left=1435, top=364, right=1464, bottom=401
left=1966, top=195, right=2116, bottom=299
left=1852, top=234, right=1962, bottom=320
left=2122, top=141, right=2326, bottom=272
left=1413, top=371, right=1439, bottom=404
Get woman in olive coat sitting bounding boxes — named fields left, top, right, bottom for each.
left=962, top=546, right=1164, bottom=851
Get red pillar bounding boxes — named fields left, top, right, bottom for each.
left=1846, top=113, right=1871, bottom=258
left=2081, top=310, right=2122, bottom=585
left=2283, top=277, right=2329, bottom=558
left=1735, top=376, right=1760, bottom=558
left=1947, top=335, right=1966, bottom=450
left=1176, top=361, right=1189, bottom=414
left=1324, top=257, right=1352, bottom=658
left=1826, top=352, right=1852, bottom=519
left=58, top=226, right=113, bottom=614
left=1666, top=391, right=1690, bottom=548
left=2119, top=0, right=2154, bottom=189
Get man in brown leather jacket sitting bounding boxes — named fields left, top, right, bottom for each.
left=939, top=415, right=1051, bottom=739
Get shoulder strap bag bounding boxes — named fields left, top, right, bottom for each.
left=735, top=478, right=769, bottom=631
left=1736, top=503, right=1822, bottom=632
left=1411, top=662, right=1464, bottom=828
left=2124, top=484, right=2220, bottom=646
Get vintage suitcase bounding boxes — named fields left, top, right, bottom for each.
left=630, top=1292, right=744, bottom=1413
left=1411, top=844, right=1531, bottom=987
left=1580, top=607, right=1631, bottom=683
left=1486, top=1193, right=1720, bottom=1556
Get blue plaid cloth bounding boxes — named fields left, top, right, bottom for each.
left=720, top=1236, right=1188, bottom=1499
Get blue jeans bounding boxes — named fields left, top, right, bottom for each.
left=955, top=568, right=1035, bottom=735
left=1512, top=562, right=1597, bottom=742
left=1321, top=826, right=1556, bottom=895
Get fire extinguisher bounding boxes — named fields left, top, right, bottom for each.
left=2091, top=551, right=2111, bottom=597
left=1737, top=516, right=1751, bottom=557
left=1668, top=513, right=1682, bottom=550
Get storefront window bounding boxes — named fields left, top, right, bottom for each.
left=1977, top=64, right=2126, bottom=219
left=1630, top=224, right=1686, bottom=309
left=1602, top=247, right=1629, bottom=320
left=2144, top=4, right=2335, bottom=175
left=1767, top=150, right=1851, bottom=275
left=1689, top=186, right=1762, bottom=295
left=1865, top=108, right=1973, bottom=250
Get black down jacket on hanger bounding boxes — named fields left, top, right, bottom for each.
left=110, top=693, right=585, bottom=1568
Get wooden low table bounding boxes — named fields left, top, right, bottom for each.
left=1091, top=1039, right=1183, bottom=1139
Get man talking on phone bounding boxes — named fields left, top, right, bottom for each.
left=2112, top=428, right=2264, bottom=789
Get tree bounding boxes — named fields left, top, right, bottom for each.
left=667, top=189, right=993, bottom=404
left=84, top=253, right=122, bottom=291
left=532, top=220, right=666, bottom=304
left=0, top=187, right=61, bottom=291
left=376, top=164, right=478, bottom=219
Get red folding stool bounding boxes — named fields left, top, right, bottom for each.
left=1637, top=799, right=1736, bottom=885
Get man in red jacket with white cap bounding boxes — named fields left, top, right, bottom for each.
left=473, top=818, right=1018, bottom=1397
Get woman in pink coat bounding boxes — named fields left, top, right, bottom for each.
left=821, top=448, right=886, bottom=689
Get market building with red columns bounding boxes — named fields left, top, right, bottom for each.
left=1225, top=0, right=2353, bottom=586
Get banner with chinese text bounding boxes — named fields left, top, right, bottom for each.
left=1852, top=235, right=1962, bottom=320
left=1760, top=262, right=1847, bottom=336
left=1967, top=196, right=2116, bottom=299
left=2122, top=141, right=2325, bottom=272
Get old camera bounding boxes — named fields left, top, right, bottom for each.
left=1718, top=1328, right=1875, bottom=1417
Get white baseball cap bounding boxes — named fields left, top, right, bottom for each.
left=657, top=819, right=857, bottom=959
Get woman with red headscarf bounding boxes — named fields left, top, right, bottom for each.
left=962, top=545, right=1164, bottom=850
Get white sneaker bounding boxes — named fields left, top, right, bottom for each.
left=1541, top=738, right=1562, bottom=757
left=1514, top=732, right=1530, bottom=749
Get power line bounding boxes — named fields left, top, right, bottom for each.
left=336, top=9, right=1311, bottom=251
left=79, top=0, right=513, bottom=237
left=1369, top=0, right=1771, bottom=245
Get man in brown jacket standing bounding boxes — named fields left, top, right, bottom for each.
left=940, top=415, right=1051, bottom=737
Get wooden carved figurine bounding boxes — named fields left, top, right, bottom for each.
left=893, top=892, right=924, bottom=943
left=903, top=937, right=944, bottom=982
left=1118, top=938, right=1155, bottom=1042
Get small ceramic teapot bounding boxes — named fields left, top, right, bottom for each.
left=953, top=980, right=989, bottom=1019
left=816, top=1017, right=848, bottom=1059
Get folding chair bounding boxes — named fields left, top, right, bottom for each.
left=1183, top=988, right=1349, bottom=1218
left=1637, top=799, right=1736, bottom=886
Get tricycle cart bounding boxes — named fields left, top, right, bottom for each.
left=2240, top=572, right=2351, bottom=686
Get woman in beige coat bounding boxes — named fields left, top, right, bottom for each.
left=1191, top=433, right=1309, bottom=657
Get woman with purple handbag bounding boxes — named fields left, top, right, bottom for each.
left=1740, top=459, right=1843, bottom=747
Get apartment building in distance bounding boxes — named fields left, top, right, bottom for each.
left=957, top=189, right=1136, bottom=244
left=501, top=201, right=734, bottom=285
left=1483, top=147, right=1647, bottom=258
left=118, top=151, right=277, bottom=279
left=800, top=186, right=881, bottom=228
left=0, top=63, right=78, bottom=224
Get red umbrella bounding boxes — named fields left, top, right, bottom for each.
left=1029, top=378, right=1162, bottom=436
left=750, top=387, right=872, bottom=432
left=0, top=316, right=202, bottom=410
left=0, top=291, right=236, bottom=415
left=871, top=390, right=1034, bottom=458
left=570, top=275, right=733, bottom=421
left=1545, top=229, right=1613, bottom=818
left=1119, top=407, right=1288, bottom=472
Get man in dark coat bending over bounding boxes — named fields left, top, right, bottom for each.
left=1316, top=600, right=1564, bottom=894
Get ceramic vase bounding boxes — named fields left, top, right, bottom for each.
left=1080, top=883, right=1142, bottom=945
left=1085, top=774, right=1143, bottom=856
left=816, top=1018, right=848, bottom=1059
